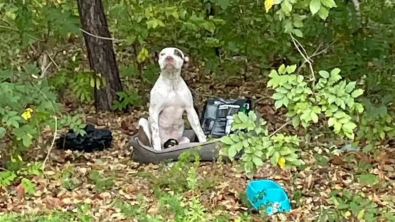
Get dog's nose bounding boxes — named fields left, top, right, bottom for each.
left=165, top=56, right=174, bottom=62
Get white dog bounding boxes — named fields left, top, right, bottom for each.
left=138, top=47, right=207, bottom=151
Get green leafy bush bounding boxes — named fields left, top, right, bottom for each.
left=268, top=64, right=365, bottom=140
left=220, top=64, right=368, bottom=177
left=112, top=89, right=143, bottom=111
left=220, top=111, right=304, bottom=177
left=356, top=97, right=395, bottom=152
left=0, top=66, right=85, bottom=188
left=324, top=190, right=380, bottom=222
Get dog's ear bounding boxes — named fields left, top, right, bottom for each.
left=174, top=48, right=189, bottom=69
left=174, top=48, right=185, bottom=59
left=152, top=51, right=159, bottom=63
left=183, top=55, right=189, bottom=69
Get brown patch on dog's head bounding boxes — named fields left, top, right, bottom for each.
left=174, top=49, right=184, bottom=59
left=174, top=49, right=189, bottom=69
left=173, top=48, right=189, bottom=68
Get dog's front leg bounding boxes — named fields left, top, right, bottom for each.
left=186, top=106, right=207, bottom=142
left=149, top=105, right=162, bottom=151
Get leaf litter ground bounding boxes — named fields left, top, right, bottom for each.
left=1, top=70, right=395, bottom=221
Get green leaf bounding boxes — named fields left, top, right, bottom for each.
left=311, top=112, right=319, bottom=123
left=228, top=146, right=237, bottom=159
left=233, top=142, right=244, bottom=152
left=220, top=136, right=234, bottom=145
left=275, top=100, right=283, bottom=109
left=278, top=64, right=286, bottom=74
left=359, top=174, right=378, bottom=186
left=351, top=89, right=364, bottom=98
left=273, top=93, right=285, bottom=100
left=217, top=0, right=231, bottom=10
left=243, top=139, right=249, bottom=148
left=334, top=122, right=342, bottom=133
left=286, top=64, right=297, bottom=74
left=321, top=0, right=337, bottom=8
left=292, top=116, right=300, bottom=127
left=21, top=178, right=36, bottom=195
left=281, top=0, right=293, bottom=14
left=330, top=68, right=341, bottom=76
left=309, top=0, right=321, bottom=15
left=354, top=103, right=364, bottom=113
left=277, top=87, right=288, bottom=95
left=230, top=134, right=240, bottom=142
left=238, top=112, right=249, bottom=123
left=293, top=29, right=303, bottom=37
left=0, top=127, right=5, bottom=138
left=345, top=81, right=356, bottom=93
left=317, top=6, right=329, bottom=20
left=318, top=70, right=329, bottom=78
left=253, top=157, right=264, bottom=166
left=22, top=135, right=32, bottom=147
left=343, top=122, right=357, bottom=132
left=357, top=209, right=365, bottom=220
left=270, top=151, right=280, bottom=165
left=363, top=144, right=374, bottom=153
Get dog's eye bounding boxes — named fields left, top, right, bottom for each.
left=174, top=49, right=183, bottom=58
left=160, top=53, right=165, bottom=56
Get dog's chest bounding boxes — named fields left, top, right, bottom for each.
left=158, top=89, right=187, bottom=126
left=160, top=90, right=186, bottom=116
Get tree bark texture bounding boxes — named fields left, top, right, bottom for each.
left=77, top=0, right=123, bottom=111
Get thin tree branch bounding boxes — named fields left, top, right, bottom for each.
left=80, top=28, right=123, bottom=42
left=290, top=34, right=315, bottom=81
left=296, top=40, right=337, bottom=73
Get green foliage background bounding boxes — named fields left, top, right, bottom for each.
left=0, top=0, right=395, bottom=221
left=1, top=0, right=395, bottom=174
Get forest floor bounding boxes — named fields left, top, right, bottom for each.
left=1, top=70, right=395, bottom=222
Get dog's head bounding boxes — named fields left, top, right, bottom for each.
left=158, top=47, right=189, bottom=72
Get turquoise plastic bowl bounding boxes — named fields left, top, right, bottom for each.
left=246, top=180, right=291, bottom=214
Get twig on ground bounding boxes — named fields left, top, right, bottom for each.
left=40, top=61, right=53, bottom=78
left=253, top=96, right=266, bottom=108
left=269, top=119, right=292, bottom=137
left=46, top=52, right=60, bottom=71
left=41, top=116, right=57, bottom=171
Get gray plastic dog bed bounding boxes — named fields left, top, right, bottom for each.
left=130, top=98, right=257, bottom=164
left=130, top=129, right=225, bottom=164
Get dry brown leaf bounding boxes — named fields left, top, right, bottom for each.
left=16, top=183, right=25, bottom=200
left=330, top=156, right=345, bottom=165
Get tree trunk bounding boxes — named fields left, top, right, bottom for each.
left=77, top=0, right=123, bottom=111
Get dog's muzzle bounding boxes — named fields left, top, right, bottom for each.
left=164, top=56, right=175, bottom=69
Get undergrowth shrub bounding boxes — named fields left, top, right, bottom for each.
left=268, top=65, right=364, bottom=140
left=220, top=111, right=303, bottom=178
left=0, top=65, right=85, bottom=190
left=356, top=97, right=395, bottom=152
left=136, top=150, right=218, bottom=195
left=220, top=64, right=367, bottom=177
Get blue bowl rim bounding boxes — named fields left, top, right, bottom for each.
left=245, top=180, right=291, bottom=211
left=247, top=179, right=283, bottom=191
